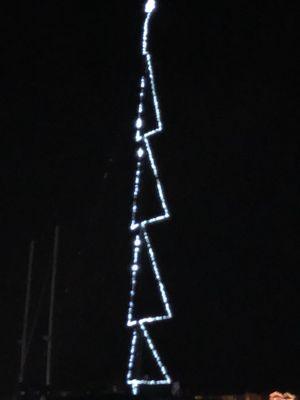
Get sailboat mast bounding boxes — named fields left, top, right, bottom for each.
left=46, top=225, right=60, bottom=387
left=19, top=240, right=35, bottom=384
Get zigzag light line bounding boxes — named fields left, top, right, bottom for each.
left=126, top=0, right=173, bottom=396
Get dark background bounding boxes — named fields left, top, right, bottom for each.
left=1, top=0, right=299, bottom=396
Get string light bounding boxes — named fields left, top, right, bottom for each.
left=126, top=0, right=173, bottom=395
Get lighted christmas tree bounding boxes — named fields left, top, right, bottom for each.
left=126, top=0, right=173, bottom=395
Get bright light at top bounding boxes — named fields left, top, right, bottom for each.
left=145, top=0, right=156, bottom=13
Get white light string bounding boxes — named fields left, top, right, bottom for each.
left=126, top=0, right=173, bottom=395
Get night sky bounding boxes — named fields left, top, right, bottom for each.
left=1, top=0, right=299, bottom=396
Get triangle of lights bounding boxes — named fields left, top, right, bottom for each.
left=126, top=0, right=173, bottom=396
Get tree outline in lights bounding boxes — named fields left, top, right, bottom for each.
left=126, top=0, right=173, bottom=396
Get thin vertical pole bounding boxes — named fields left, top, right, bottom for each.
left=46, top=225, right=60, bottom=387
left=19, top=240, right=35, bottom=384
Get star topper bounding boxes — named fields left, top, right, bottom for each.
left=145, top=0, right=156, bottom=13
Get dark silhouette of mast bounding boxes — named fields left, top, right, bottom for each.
left=46, top=225, right=60, bottom=387
left=19, top=240, right=35, bottom=384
